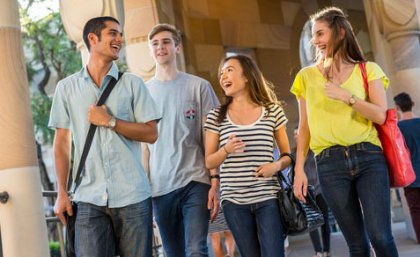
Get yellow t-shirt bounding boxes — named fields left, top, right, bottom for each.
left=290, top=62, right=389, bottom=155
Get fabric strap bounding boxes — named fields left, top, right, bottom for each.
left=70, top=72, right=124, bottom=195
left=359, top=62, right=369, bottom=95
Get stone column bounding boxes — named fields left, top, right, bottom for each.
left=59, top=0, right=125, bottom=65
left=0, top=1, right=50, bottom=257
left=366, top=0, right=420, bottom=241
left=123, top=0, right=188, bottom=80
left=372, top=0, right=420, bottom=115
left=123, top=0, right=160, bottom=80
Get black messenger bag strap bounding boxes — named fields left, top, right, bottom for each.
left=69, top=72, right=124, bottom=195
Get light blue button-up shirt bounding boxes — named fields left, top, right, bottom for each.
left=48, top=63, right=161, bottom=208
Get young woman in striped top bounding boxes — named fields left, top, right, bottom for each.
left=204, top=54, right=291, bottom=257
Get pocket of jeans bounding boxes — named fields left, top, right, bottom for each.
left=221, top=200, right=232, bottom=210
left=315, top=152, right=327, bottom=164
left=360, top=143, right=383, bottom=154
left=74, top=203, right=90, bottom=225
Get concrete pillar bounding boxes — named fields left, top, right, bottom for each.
left=123, top=0, right=188, bottom=80
left=0, top=1, right=50, bottom=257
left=123, top=0, right=160, bottom=80
left=371, top=0, right=420, bottom=115
left=365, top=0, right=419, bottom=241
left=59, top=0, right=125, bottom=65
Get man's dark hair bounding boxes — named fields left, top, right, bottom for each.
left=394, top=92, right=414, bottom=112
left=83, top=16, right=120, bottom=51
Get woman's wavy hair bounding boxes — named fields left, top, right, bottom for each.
left=216, top=54, right=279, bottom=123
left=311, top=6, right=366, bottom=67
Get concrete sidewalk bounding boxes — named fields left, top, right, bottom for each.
left=286, top=222, right=420, bottom=257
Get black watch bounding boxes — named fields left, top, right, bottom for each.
left=210, top=174, right=220, bottom=180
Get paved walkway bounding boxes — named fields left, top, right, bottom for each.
left=286, top=222, right=420, bottom=257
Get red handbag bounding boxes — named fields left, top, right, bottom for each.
left=359, top=62, right=416, bottom=187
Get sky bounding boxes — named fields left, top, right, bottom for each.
left=20, top=0, right=59, bottom=20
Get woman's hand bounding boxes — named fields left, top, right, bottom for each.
left=224, top=134, right=245, bottom=154
left=324, top=81, right=351, bottom=103
left=255, top=162, right=279, bottom=178
left=293, top=168, right=308, bottom=202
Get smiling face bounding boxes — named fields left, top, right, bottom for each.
left=219, top=58, right=249, bottom=97
left=89, top=21, right=123, bottom=61
left=149, top=31, right=180, bottom=65
left=311, top=20, right=333, bottom=60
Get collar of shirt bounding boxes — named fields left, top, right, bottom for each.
left=81, top=62, right=119, bottom=90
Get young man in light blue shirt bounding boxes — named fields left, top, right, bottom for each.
left=49, top=16, right=161, bottom=257
left=142, top=24, right=219, bottom=257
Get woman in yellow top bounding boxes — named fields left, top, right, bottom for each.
left=291, top=7, right=399, bottom=257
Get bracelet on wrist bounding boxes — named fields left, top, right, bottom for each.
left=222, top=146, right=229, bottom=154
left=210, top=174, right=220, bottom=180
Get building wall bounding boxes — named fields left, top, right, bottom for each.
left=155, top=0, right=372, bottom=139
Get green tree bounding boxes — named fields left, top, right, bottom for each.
left=20, top=6, right=82, bottom=94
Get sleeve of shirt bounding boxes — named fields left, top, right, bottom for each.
left=367, top=62, right=389, bottom=90
left=132, top=77, right=162, bottom=123
left=200, top=80, right=220, bottom=117
left=48, top=81, right=71, bottom=129
left=204, top=109, right=220, bottom=134
left=290, top=69, right=306, bottom=99
left=273, top=104, right=288, bottom=130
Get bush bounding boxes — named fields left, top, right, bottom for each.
left=49, top=241, right=61, bottom=257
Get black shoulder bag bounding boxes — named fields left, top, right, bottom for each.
left=277, top=152, right=324, bottom=236
left=65, top=72, right=123, bottom=257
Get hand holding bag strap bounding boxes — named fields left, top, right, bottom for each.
left=70, top=72, right=124, bottom=195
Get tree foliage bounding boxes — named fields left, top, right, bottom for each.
left=19, top=1, right=81, bottom=145
left=31, top=93, right=54, bottom=144
left=20, top=2, right=82, bottom=94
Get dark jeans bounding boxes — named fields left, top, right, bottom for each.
left=152, top=181, right=210, bottom=257
left=75, top=199, right=153, bottom=257
left=404, top=187, right=420, bottom=243
left=309, top=194, right=331, bottom=253
left=222, top=199, right=285, bottom=257
left=316, top=142, right=399, bottom=257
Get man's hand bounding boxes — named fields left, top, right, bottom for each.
left=88, top=105, right=111, bottom=127
left=207, top=183, right=219, bottom=223
left=54, top=193, right=73, bottom=225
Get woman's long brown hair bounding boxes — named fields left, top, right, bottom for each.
left=311, top=6, right=366, bottom=77
left=216, top=55, right=279, bottom=123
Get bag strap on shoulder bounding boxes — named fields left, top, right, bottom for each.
left=359, top=62, right=369, bottom=96
left=70, top=72, right=124, bottom=195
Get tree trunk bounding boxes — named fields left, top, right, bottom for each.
left=36, top=141, right=54, bottom=202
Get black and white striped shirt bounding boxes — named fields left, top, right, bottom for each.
left=204, top=104, right=288, bottom=205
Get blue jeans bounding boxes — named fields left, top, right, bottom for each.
left=152, top=181, right=210, bottom=257
left=75, top=198, right=153, bottom=257
left=222, top=199, right=285, bottom=257
left=309, top=194, right=331, bottom=253
left=316, top=142, right=399, bottom=257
